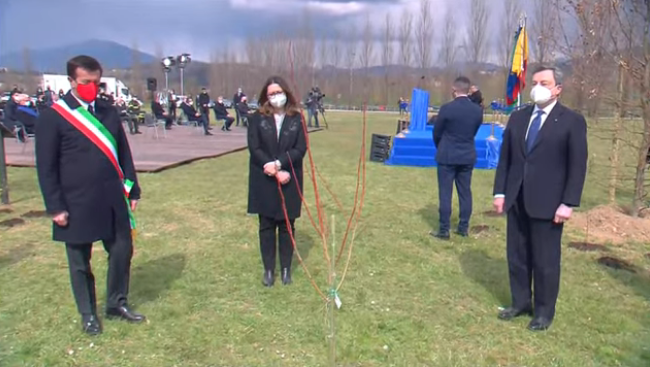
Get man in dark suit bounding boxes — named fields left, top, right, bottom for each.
left=180, top=97, right=212, bottom=135
left=198, top=87, right=211, bottom=125
left=493, top=66, right=588, bottom=331
left=431, top=76, right=483, bottom=239
left=35, top=55, right=146, bottom=336
left=213, top=96, right=234, bottom=131
left=151, top=94, right=173, bottom=130
left=233, top=87, right=246, bottom=126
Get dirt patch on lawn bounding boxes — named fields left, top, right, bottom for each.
left=569, top=205, right=650, bottom=245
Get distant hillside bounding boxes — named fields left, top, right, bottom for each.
left=0, top=39, right=156, bottom=73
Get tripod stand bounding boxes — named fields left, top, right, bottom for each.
left=318, top=104, right=329, bottom=130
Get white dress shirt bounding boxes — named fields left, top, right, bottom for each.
left=274, top=112, right=285, bottom=140
left=494, top=100, right=558, bottom=199
left=71, top=93, right=96, bottom=112
left=525, top=100, right=557, bottom=140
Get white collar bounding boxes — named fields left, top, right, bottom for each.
left=533, top=99, right=557, bottom=116
left=72, top=93, right=95, bottom=110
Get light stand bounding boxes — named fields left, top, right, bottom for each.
left=176, top=53, right=191, bottom=96
left=161, top=56, right=175, bottom=91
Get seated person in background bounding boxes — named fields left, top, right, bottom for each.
left=469, top=85, right=484, bottom=109
left=212, top=96, right=234, bottom=132
left=16, top=99, right=38, bottom=134
left=115, top=98, right=129, bottom=122
left=126, top=98, right=143, bottom=134
left=151, top=94, right=173, bottom=130
left=3, top=90, right=19, bottom=130
left=236, top=96, right=250, bottom=127
left=181, top=97, right=211, bottom=136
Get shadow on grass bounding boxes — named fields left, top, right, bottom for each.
left=458, top=249, right=510, bottom=306
left=293, top=230, right=317, bottom=265
left=130, top=253, right=186, bottom=304
left=602, top=264, right=650, bottom=365
left=0, top=243, right=35, bottom=268
left=418, top=203, right=438, bottom=229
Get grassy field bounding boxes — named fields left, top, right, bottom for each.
left=1, top=111, right=649, bottom=366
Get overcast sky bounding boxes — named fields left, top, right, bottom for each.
left=0, top=0, right=535, bottom=62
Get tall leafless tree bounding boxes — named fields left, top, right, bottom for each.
left=344, top=23, right=358, bottom=107
left=467, top=0, right=490, bottom=72
left=415, top=0, right=434, bottom=87
left=381, top=12, right=395, bottom=105
left=130, top=41, right=143, bottom=99
left=530, top=0, right=558, bottom=64
left=22, top=48, right=34, bottom=92
left=360, top=14, right=375, bottom=96
left=499, top=0, right=521, bottom=68
left=398, top=8, right=414, bottom=98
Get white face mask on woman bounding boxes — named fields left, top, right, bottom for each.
left=269, top=93, right=287, bottom=108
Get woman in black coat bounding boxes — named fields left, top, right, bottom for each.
left=247, top=76, right=307, bottom=287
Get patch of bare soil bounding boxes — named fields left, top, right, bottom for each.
left=471, top=225, right=490, bottom=234
left=0, top=207, right=12, bottom=214
left=21, top=210, right=48, bottom=218
left=0, top=218, right=25, bottom=228
left=569, top=205, right=650, bottom=245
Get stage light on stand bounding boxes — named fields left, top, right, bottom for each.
left=176, top=53, right=191, bottom=96
left=161, top=56, right=176, bottom=91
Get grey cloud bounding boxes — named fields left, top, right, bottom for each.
left=1, top=0, right=536, bottom=61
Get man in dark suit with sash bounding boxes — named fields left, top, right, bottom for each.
left=493, top=66, right=588, bottom=331
left=35, top=55, right=145, bottom=336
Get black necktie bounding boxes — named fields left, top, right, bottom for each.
left=88, top=105, right=95, bottom=116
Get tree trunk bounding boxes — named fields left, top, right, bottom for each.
left=608, top=64, right=625, bottom=204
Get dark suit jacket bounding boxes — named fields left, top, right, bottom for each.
left=181, top=103, right=199, bottom=121
left=151, top=101, right=165, bottom=118
left=493, top=102, right=588, bottom=219
left=35, top=92, right=140, bottom=244
left=433, top=96, right=483, bottom=165
left=247, top=111, right=306, bottom=220
left=212, top=102, right=229, bottom=118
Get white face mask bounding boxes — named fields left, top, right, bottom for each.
left=269, top=93, right=287, bottom=108
left=530, top=85, right=553, bottom=105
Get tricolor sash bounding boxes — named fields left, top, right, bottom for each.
left=52, top=99, right=137, bottom=232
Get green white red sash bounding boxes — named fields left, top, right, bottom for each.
left=52, top=99, right=136, bottom=230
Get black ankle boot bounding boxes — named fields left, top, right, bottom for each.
left=281, top=268, right=292, bottom=285
left=262, top=270, right=274, bottom=287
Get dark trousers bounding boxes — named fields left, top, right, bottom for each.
left=507, top=191, right=563, bottom=320
left=437, top=163, right=473, bottom=232
left=126, top=115, right=140, bottom=134
left=259, top=215, right=295, bottom=272
left=191, top=115, right=210, bottom=133
left=65, top=213, right=133, bottom=316
left=235, top=108, right=241, bottom=126
left=201, top=108, right=210, bottom=124
left=218, top=116, right=234, bottom=129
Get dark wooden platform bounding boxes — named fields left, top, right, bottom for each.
left=4, top=125, right=323, bottom=173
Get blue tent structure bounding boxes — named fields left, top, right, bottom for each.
left=385, top=88, right=504, bottom=169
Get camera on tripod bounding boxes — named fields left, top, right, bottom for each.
left=308, top=87, right=325, bottom=113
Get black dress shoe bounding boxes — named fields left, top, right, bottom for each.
left=498, top=307, right=533, bottom=320
left=429, top=230, right=450, bottom=240
left=204, top=131, right=213, bottom=136
left=528, top=317, right=552, bottom=331
left=281, top=268, right=292, bottom=285
left=262, top=270, right=274, bottom=287
left=106, top=306, right=146, bottom=323
left=455, top=229, right=469, bottom=237
left=81, top=314, right=102, bottom=336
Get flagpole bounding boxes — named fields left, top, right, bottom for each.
left=518, top=13, right=526, bottom=109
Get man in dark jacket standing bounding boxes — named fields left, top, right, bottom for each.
left=492, top=66, right=588, bottom=331
left=35, top=55, right=145, bottom=336
left=431, top=76, right=483, bottom=239
left=233, top=87, right=246, bottom=126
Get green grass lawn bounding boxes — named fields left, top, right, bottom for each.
left=1, top=111, right=649, bottom=366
